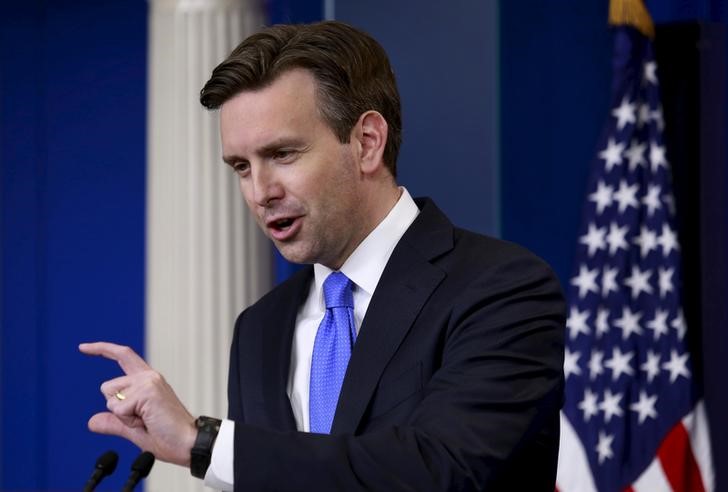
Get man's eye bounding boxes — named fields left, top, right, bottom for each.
left=233, top=162, right=250, bottom=175
left=273, top=149, right=296, bottom=161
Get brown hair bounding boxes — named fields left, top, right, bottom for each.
left=199, top=21, right=402, bottom=176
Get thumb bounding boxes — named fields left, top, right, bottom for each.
left=88, top=412, right=152, bottom=449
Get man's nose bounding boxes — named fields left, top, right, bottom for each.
left=250, top=165, right=284, bottom=207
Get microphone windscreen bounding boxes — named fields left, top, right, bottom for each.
left=131, top=451, right=155, bottom=478
left=95, top=450, right=118, bottom=477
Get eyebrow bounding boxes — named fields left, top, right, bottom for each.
left=222, top=137, right=307, bottom=166
left=222, top=154, right=244, bottom=166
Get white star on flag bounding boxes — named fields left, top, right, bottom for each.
left=641, top=183, right=662, bottom=216
left=624, top=139, right=647, bottom=170
left=571, top=265, right=599, bottom=299
left=662, top=349, right=690, bottom=383
left=630, top=390, right=658, bottom=424
left=614, top=179, right=640, bottom=213
left=599, top=388, right=624, bottom=423
left=624, top=265, right=653, bottom=299
left=588, top=349, right=605, bottom=380
left=633, top=225, right=658, bottom=258
left=643, top=61, right=658, bottom=85
left=588, top=180, right=614, bottom=214
left=657, top=266, right=674, bottom=297
left=579, top=223, right=607, bottom=256
left=612, top=96, right=637, bottom=130
left=606, top=222, right=629, bottom=255
left=649, top=142, right=668, bottom=173
left=671, top=309, right=687, bottom=340
left=640, top=350, right=662, bottom=383
left=596, top=431, right=615, bottom=464
left=657, top=224, right=679, bottom=256
left=564, top=348, right=582, bottom=379
left=613, top=306, right=643, bottom=340
left=595, top=307, right=610, bottom=338
left=578, top=388, right=600, bottom=422
left=599, top=138, right=625, bottom=171
left=566, top=306, right=591, bottom=340
left=601, top=267, right=619, bottom=297
left=645, top=308, right=669, bottom=340
left=604, top=347, right=634, bottom=381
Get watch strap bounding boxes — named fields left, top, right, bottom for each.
left=190, top=416, right=222, bottom=479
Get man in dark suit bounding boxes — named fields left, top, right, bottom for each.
left=81, top=21, right=565, bottom=491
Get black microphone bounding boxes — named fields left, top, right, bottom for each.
left=121, top=451, right=155, bottom=492
left=83, top=450, right=118, bottom=492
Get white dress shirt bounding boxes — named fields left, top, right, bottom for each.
left=205, top=188, right=419, bottom=490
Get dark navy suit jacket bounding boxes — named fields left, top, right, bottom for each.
left=227, top=198, right=566, bottom=491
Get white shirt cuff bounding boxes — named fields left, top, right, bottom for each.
left=203, top=419, right=234, bottom=491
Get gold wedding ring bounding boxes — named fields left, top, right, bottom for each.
left=114, top=391, right=126, bottom=401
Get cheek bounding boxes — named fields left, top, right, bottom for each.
left=238, top=181, right=259, bottom=214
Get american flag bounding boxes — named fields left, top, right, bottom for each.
left=555, top=9, right=715, bottom=492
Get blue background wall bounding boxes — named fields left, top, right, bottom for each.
left=500, top=1, right=612, bottom=284
left=335, top=0, right=500, bottom=237
left=1, top=0, right=726, bottom=489
left=501, top=0, right=728, bottom=284
left=1, top=1, right=147, bottom=489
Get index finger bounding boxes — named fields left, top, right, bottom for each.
left=79, top=342, right=150, bottom=375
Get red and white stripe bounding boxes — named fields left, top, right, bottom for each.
left=556, top=400, right=714, bottom=492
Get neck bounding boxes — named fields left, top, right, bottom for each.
left=326, top=181, right=401, bottom=270
left=364, top=182, right=402, bottom=234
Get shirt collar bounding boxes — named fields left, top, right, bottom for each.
left=313, top=187, right=419, bottom=297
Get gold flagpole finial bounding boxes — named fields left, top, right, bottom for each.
left=609, top=0, right=656, bottom=39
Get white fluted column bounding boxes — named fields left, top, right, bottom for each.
left=146, top=1, right=268, bottom=490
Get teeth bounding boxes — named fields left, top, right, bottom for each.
left=275, top=218, right=293, bottom=228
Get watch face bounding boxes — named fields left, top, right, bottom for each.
left=196, top=416, right=222, bottom=430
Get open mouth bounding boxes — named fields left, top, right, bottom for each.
left=266, top=215, right=302, bottom=241
left=271, top=217, right=294, bottom=231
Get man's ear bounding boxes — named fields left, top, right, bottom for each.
left=353, top=110, right=388, bottom=175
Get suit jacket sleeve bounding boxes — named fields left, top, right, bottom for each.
left=228, top=236, right=566, bottom=492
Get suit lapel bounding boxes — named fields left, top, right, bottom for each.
left=260, top=267, right=313, bottom=432
left=331, top=199, right=453, bottom=434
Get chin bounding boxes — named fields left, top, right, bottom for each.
left=275, top=246, right=314, bottom=266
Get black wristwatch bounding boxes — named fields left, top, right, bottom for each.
left=190, top=416, right=222, bottom=479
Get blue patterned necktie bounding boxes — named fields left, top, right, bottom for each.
left=309, top=271, right=357, bottom=434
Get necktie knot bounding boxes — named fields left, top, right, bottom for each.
left=323, top=272, right=354, bottom=309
